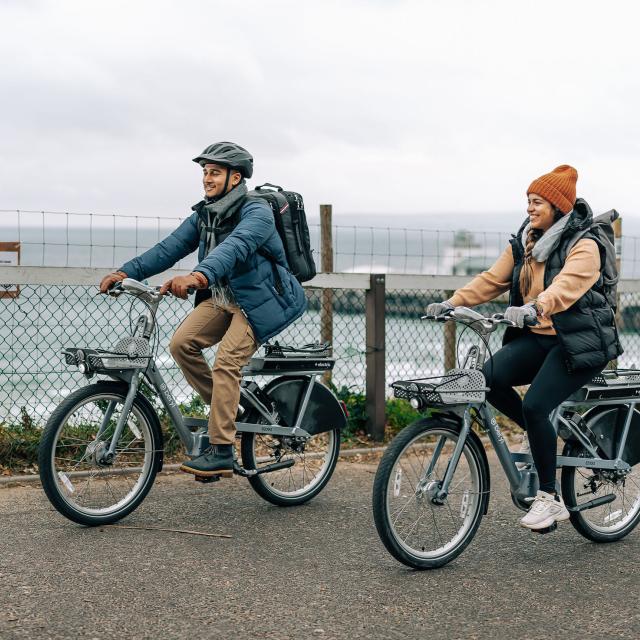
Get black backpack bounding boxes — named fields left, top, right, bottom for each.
left=248, top=183, right=317, bottom=282
left=563, top=209, right=620, bottom=311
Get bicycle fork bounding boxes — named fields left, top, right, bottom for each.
left=417, top=409, right=473, bottom=502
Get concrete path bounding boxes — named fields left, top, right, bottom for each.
left=1, top=455, right=639, bottom=640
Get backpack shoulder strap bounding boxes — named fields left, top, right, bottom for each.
left=561, top=209, right=619, bottom=260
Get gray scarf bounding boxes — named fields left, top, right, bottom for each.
left=521, top=212, right=572, bottom=262
left=202, top=182, right=248, bottom=255
left=202, top=183, right=248, bottom=306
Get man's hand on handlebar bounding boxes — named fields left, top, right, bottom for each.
left=99, top=271, right=128, bottom=294
left=159, top=272, right=208, bottom=299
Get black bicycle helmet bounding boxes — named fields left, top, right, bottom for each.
left=192, top=141, right=254, bottom=178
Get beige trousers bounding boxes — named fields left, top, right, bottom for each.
left=169, top=299, right=257, bottom=445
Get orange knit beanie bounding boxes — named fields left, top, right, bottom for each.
left=527, top=165, right=578, bottom=214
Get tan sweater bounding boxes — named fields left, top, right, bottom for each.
left=447, top=238, right=601, bottom=335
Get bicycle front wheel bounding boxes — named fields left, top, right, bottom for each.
left=38, top=381, right=163, bottom=526
left=372, top=418, right=489, bottom=569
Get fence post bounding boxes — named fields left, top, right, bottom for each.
left=443, top=290, right=456, bottom=371
left=320, top=204, right=334, bottom=384
left=366, top=274, right=386, bottom=441
left=608, top=215, right=623, bottom=369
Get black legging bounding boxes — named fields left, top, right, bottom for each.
left=482, top=332, right=602, bottom=493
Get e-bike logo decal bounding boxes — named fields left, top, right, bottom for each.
left=490, top=417, right=504, bottom=443
left=160, top=383, right=177, bottom=408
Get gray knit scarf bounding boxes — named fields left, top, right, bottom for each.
left=521, top=211, right=572, bottom=262
left=202, top=182, right=248, bottom=306
left=202, top=182, right=248, bottom=255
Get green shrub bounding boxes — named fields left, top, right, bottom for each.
left=332, top=385, right=422, bottom=443
left=0, top=409, right=42, bottom=473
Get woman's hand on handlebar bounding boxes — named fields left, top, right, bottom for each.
left=503, top=303, right=539, bottom=328
left=425, top=300, right=454, bottom=317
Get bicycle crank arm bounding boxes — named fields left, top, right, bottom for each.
left=567, top=493, right=616, bottom=513
left=233, top=459, right=295, bottom=478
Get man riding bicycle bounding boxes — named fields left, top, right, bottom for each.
left=100, top=142, right=306, bottom=479
left=427, top=165, right=622, bottom=531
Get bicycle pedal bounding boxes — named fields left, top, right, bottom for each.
left=532, top=522, right=558, bottom=535
left=194, top=475, right=221, bottom=484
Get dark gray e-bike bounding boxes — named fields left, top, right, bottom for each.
left=38, top=279, right=346, bottom=526
left=372, top=306, right=640, bottom=569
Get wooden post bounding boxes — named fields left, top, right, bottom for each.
left=608, top=215, right=622, bottom=370
left=320, top=205, right=334, bottom=384
left=614, top=215, right=622, bottom=321
left=366, top=274, right=386, bottom=441
left=443, top=290, right=456, bottom=371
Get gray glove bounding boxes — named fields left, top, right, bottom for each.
left=425, top=300, right=454, bottom=316
left=504, top=303, right=538, bottom=328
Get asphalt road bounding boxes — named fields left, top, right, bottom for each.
left=1, top=454, right=639, bottom=640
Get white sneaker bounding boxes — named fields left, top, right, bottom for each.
left=515, top=432, right=531, bottom=471
left=520, top=490, right=570, bottom=530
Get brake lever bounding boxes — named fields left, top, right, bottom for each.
left=420, top=310, right=454, bottom=321
left=105, top=283, right=124, bottom=297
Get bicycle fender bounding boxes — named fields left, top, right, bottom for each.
left=264, top=376, right=347, bottom=435
left=582, top=404, right=640, bottom=466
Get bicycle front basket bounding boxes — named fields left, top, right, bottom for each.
left=392, top=368, right=487, bottom=406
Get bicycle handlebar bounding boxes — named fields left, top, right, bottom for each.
left=106, top=279, right=167, bottom=303
left=421, top=307, right=539, bottom=329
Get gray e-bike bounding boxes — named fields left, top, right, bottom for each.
left=38, top=279, right=346, bottom=526
left=372, top=306, right=640, bottom=569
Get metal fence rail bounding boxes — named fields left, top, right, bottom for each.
left=2, top=267, right=640, bottom=438
left=4, top=209, right=640, bottom=276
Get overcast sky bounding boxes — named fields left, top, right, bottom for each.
left=1, top=0, right=639, bottom=229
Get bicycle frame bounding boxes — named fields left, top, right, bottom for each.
left=419, top=309, right=634, bottom=503
left=76, top=279, right=327, bottom=460
left=101, top=358, right=321, bottom=459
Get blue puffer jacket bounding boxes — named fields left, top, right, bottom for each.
left=119, top=199, right=307, bottom=344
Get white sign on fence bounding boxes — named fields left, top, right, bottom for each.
left=0, top=242, right=20, bottom=298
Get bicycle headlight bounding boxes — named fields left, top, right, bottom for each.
left=410, top=397, right=423, bottom=410
left=78, top=363, right=87, bottom=374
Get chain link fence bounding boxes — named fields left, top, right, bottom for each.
left=3, top=279, right=640, bottom=427
left=0, top=284, right=367, bottom=425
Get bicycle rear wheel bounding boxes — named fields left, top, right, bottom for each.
left=561, top=438, right=640, bottom=542
left=38, top=381, right=162, bottom=526
left=372, top=418, right=489, bottom=569
left=240, top=427, right=340, bottom=506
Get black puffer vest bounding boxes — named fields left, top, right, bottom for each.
left=505, top=198, right=623, bottom=372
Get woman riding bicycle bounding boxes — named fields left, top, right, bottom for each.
left=427, top=165, right=622, bottom=531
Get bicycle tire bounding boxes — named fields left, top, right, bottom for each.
left=240, top=378, right=341, bottom=506
left=561, top=436, right=640, bottom=543
left=372, top=417, right=489, bottom=569
left=38, top=381, right=163, bottom=526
